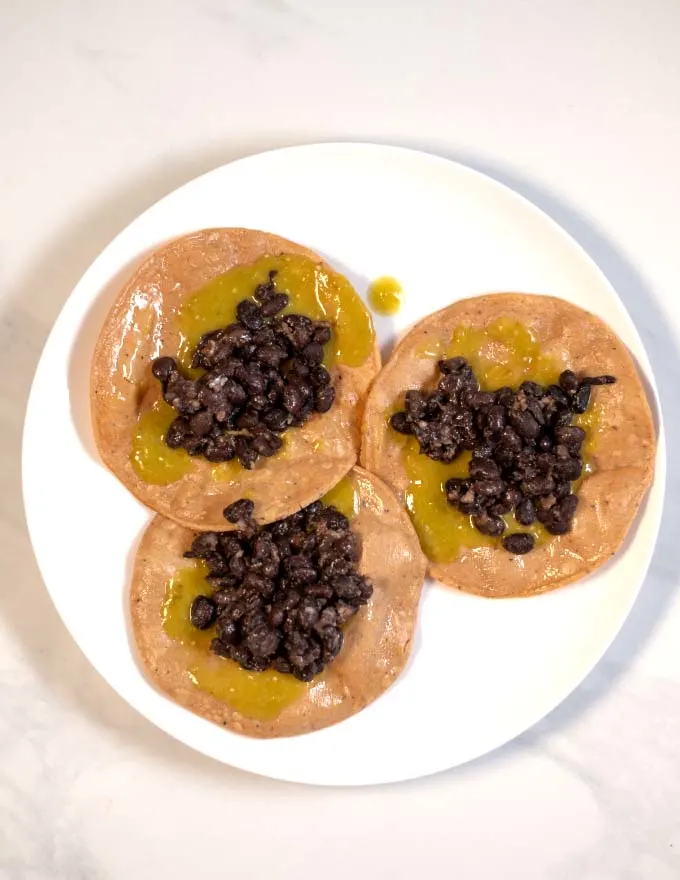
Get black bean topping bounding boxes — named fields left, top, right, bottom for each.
left=582, top=374, right=616, bottom=386
left=150, top=273, right=338, bottom=469
left=151, top=356, right=177, bottom=382
left=572, top=384, right=592, bottom=414
left=389, top=411, right=413, bottom=435
left=542, top=494, right=579, bottom=535
left=262, top=408, right=291, bottom=432
left=559, top=370, right=579, bottom=394
left=405, top=389, right=427, bottom=419
left=509, top=409, right=541, bottom=440
left=165, top=417, right=191, bottom=449
left=555, top=425, right=586, bottom=453
left=469, top=457, right=500, bottom=480
left=520, top=381, right=544, bottom=397
left=260, top=292, right=289, bottom=317
left=312, top=322, right=332, bottom=345
left=438, top=356, right=467, bottom=373
left=190, top=595, right=216, bottom=630
left=236, top=299, right=265, bottom=330
left=554, top=456, right=583, bottom=481
left=310, top=365, right=332, bottom=388
left=223, top=498, right=255, bottom=525
left=472, top=511, right=506, bottom=537
left=302, top=342, right=324, bottom=366
left=511, top=498, right=534, bottom=527
left=186, top=499, right=372, bottom=681
left=502, top=533, right=535, bottom=554
left=388, top=356, right=616, bottom=553
left=277, top=314, right=314, bottom=349
left=314, top=386, right=336, bottom=413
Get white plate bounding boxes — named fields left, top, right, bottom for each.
left=22, top=144, right=665, bottom=785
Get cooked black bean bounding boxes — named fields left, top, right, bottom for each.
left=582, top=374, right=616, bottom=386
left=509, top=409, right=541, bottom=440
left=277, top=314, right=314, bottom=349
left=438, top=356, right=467, bottom=374
left=554, top=480, right=571, bottom=499
left=262, top=408, right=290, bottom=432
left=485, top=405, right=506, bottom=433
left=314, top=386, right=335, bottom=413
left=445, top=478, right=465, bottom=503
left=236, top=299, right=265, bottom=330
left=547, top=384, right=570, bottom=408
left=489, top=493, right=514, bottom=516
left=571, top=383, right=591, bottom=414
left=495, top=386, right=514, bottom=407
left=151, top=356, right=177, bottom=382
left=521, top=475, right=555, bottom=497
left=253, top=272, right=277, bottom=304
left=536, top=452, right=555, bottom=474
left=250, top=429, right=283, bottom=458
left=542, top=494, right=579, bottom=535
left=165, top=417, right=191, bottom=448
left=499, top=425, right=523, bottom=453
left=469, top=457, right=500, bottom=480
left=216, top=618, right=238, bottom=645
left=467, top=391, right=496, bottom=410
left=555, top=425, right=586, bottom=453
left=515, top=497, right=536, bottom=526
left=525, top=398, right=546, bottom=425
left=554, top=457, right=583, bottom=481
left=405, top=389, right=427, bottom=419
left=559, top=370, right=579, bottom=394
left=389, top=411, right=413, bottom=434
left=388, top=355, right=616, bottom=553
left=309, top=365, right=332, bottom=388
left=312, top=322, right=332, bottom=345
left=203, top=436, right=237, bottom=463
left=256, top=344, right=289, bottom=368
left=282, top=382, right=306, bottom=414
left=472, top=511, right=506, bottom=537
left=474, top=478, right=505, bottom=498
left=260, top=292, right=289, bottom=317
left=302, top=342, right=324, bottom=366
left=520, top=381, right=544, bottom=397
left=163, top=372, right=201, bottom=414
left=190, top=595, right=216, bottom=630
left=189, top=411, right=213, bottom=437
left=223, top=498, right=255, bottom=525
left=502, top=533, right=535, bottom=554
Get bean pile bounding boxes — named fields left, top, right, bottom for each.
left=390, top=358, right=616, bottom=554
left=151, top=271, right=336, bottom=469
left=186, top=498, right=373, bottom=681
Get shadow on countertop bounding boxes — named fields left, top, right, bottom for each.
left=1, top=134, right=678, bottom=791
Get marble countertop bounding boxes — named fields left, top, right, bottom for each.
left=2, top=1, right=680, bottom=877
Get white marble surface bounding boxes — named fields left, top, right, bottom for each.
left=2, top=0, right=680, bottom=877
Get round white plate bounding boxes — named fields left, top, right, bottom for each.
left=23, top=144, right=664, bottom=785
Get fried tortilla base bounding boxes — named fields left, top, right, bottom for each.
left=91, top=228, right=380, bottom=530
left=130, top=467, right=426, bottom=737
left=361, top=294, right=656, bottom=597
